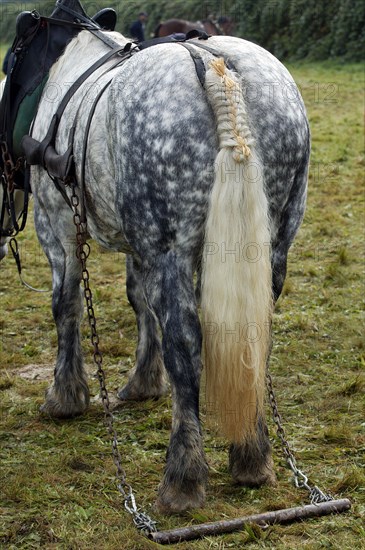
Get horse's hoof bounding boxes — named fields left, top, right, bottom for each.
left=230, top=456, right=277, bottom=487
left=39, top=401, right=86, bottom=418
left=117, top=380, right=169, bottom=401
left=117, top=384, right=145, bottom=401
left=155, top=483, right=206, bottom=515
left=40, top=386, right=88, bottom=418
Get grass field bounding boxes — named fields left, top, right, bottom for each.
left=0, top=53, right=364, bottom=549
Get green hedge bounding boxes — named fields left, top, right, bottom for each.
left=1, top=0, right=364, bottom=60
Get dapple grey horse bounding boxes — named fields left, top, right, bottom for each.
left=2, top=29, right=309, bottom=513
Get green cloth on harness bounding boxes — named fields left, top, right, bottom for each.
left=12, top=76, right=48, bottom=159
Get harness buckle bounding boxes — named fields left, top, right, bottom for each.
left=31, top=10, right=41, bottom=20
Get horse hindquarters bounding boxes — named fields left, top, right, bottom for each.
left=141, top=252, right=208, bottom=513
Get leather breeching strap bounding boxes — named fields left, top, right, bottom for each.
left=21, top=31, right=212, bottom=182
left=21, top=44, right=133, bottom=180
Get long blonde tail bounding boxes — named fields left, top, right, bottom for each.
left=202, top=58, right=272, bottom=443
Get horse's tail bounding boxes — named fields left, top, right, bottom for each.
left=202, top=58, right=272, bottom=443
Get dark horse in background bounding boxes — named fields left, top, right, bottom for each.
left=155, top=16, right=235, bottom=37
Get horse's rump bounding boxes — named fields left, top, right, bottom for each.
left=32, top=33, right=216, bottom=251
left=34, top=33, right=308, bottom=246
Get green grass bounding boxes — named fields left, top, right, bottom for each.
left=0, top=44, right=8, bottom=57
left=0, top=54, right=364, bottom=549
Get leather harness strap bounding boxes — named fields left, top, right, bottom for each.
left=53, top=0, right=121, bottom=50
left=75, top=41, right=208, bottom=223
left=21, top=43, right=134, bottom=176
left=21, top=31, right=229, bottom=222
left=75, top=59, right=132, bottom=222
left=21, top=33, right=214, bottom=180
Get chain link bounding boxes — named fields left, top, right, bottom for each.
left=266, top=370, right=333, bottom=504
left=70, top=183, right=157, bottom=534
left=1, top=141, right=24, bottom=193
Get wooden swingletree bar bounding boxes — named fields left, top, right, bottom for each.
left=149, top=499, right=351, bottom=545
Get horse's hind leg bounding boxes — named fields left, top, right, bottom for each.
left=118, top=255, right=168, bottom=400
left=34, top=198, right=88, bottom=418
left=228, top=340, right=275, bottom=487
left=143, top=252, right=208, bottom=513
left=229, top=416, right=276, bottom=487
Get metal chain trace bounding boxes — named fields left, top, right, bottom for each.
left=266, top=370, right=333, bottom=504
left=70, top=183, right=157, bottom=534
left=1, top=141, right=24, bottom=193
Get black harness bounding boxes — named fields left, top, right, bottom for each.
left=0, top=0, right=214, bottom=238
left=0, top=1, right=118, bottom=238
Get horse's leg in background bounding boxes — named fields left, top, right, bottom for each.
left=33, top=191, right=88, bottom=418
left=118, top=255, right=168, bottom=400
left=143, top=252, right=208, bottom=513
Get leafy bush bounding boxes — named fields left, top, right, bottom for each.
left=0, top=0, right=363, bottom=60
